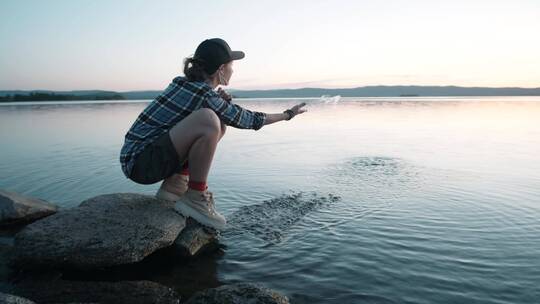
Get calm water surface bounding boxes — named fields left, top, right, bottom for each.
left=1, top=97, right=539, bottom=303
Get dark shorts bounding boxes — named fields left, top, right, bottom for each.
left=129, top=132, right=186, bottom=185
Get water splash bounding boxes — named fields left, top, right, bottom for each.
left=224, top=192, right=340, bottom=244
left=320, top=95, right=341, bottom=104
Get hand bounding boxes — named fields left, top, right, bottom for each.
left=287, top=102, right=307, bottom=119
left=217, top=87, right=232, bottom=102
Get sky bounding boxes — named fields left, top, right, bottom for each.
left=0, top=0, right=539, bottom=91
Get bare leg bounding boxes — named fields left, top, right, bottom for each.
left=160, top=109, right=226, bottom=194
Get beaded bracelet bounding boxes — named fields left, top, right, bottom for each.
left=283, top=109, right=294, bottom=121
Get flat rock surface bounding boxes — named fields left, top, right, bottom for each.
left=186, top=283, right=290, bottom=304
left=12, top=193, right=186, bottom=270
left=0, top=189, right=58, bottom=226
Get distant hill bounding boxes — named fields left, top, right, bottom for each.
left=1, top=85, right=539, bottom=101
left=0, top=90, right=119, bottom=96
left=0, top=91, right=124, bottom=102
left=0, top=90, right=162, bottom=101
left=230, top=86, right=540, bottom=98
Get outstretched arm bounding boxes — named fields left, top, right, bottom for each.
left=263, top=112, right=290, bottom=125
left=215, top=88, right=307, bottom=127
left=263, top=102, right=308, bottom=126
left=264, top=102, right=307, bottom=125
left=204, top=94, right=266, bottom=130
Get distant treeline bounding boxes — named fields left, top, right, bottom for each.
left=0, top=92, right=125, bottom=102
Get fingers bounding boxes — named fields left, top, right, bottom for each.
left=293, top=102, right=307, bottom=114
left=292, top=102, right=306, bottom=110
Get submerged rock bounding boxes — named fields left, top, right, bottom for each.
left=0, top=292, right=37, bottom=304
left=13, top=278, right=180, bottom=304
left=0, top=189, right=58, bottom=227
left=12, top=193, right=186, bottom=270
left=186, top=283, right=289, bottom=304
left=174, top=218, right=219, bottom=257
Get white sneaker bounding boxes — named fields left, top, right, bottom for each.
left=156, top=174, right=189, bottom=201
left=174, top=188, right=226, bottom=230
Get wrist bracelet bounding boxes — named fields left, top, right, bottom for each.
left=283, top=109, right=294, bottom=121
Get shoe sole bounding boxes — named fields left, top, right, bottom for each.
left=174, top=201, right=226, bottom=230
left=156, top=188, right=182, bottom=201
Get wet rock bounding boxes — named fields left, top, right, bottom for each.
left=0, top=189, right=58, bottom=227
left=174, top=218, right=219, bottom=257
left=13, top=278, right=180, bottom=304
left=0, top=292, right=37, bottom=304
left=12, top=193, right=186, bottom=270
left=186, top=283, right=289, bottom=304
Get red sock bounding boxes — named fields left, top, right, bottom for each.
left=188, top=180, right=207, bottom=191
left=179, top=161, right=189, bottom=176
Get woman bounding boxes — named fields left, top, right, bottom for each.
left=119, top=38, right=307, bottom=230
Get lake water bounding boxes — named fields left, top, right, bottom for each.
left=1, top=97, right=539, bottom=303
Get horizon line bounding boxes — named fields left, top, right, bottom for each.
left=2, top=84, right=540, bottom=93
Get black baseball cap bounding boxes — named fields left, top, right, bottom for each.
left=194, top=38, right=245, bottom=75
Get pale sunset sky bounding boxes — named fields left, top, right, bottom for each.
left=0, top=0, right=539, bottom=91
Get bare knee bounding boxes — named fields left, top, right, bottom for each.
left=168, top=108, right=223, bottom=160
left=194, top=108, right=221, bottom=136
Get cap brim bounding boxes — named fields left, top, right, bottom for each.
left=231, top=51, right=245, bottom=60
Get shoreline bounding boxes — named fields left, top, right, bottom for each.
left=1, top=95, right=539, bottom=107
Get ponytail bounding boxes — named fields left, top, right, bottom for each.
left=183, top=56, right=209, bottom=82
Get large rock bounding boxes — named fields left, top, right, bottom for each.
left=186, top=283, right=289, bottom=304
left=0, top=189, right=58, bottom=227
left=12, top=193, right=186, bottom=270
left=0, top=292, right=37, bottom=304
left=174, top=218, right=219, bottom=257
left=12, top=278, right=180, bottom=304
left=0, top=242, right=14, bottom=282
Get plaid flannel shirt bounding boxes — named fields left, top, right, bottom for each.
left=119, top=76, right=266, bottom=178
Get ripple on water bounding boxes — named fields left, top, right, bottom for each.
left=3, top=99, right=540, bottom=304
left=324, top=156, right=424, bottom=201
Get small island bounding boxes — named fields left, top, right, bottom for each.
left=399, top=94, right=419, bottom=97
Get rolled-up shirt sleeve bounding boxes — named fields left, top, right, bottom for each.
left=204, top=95, right=266, bottom=130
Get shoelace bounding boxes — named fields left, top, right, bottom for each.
left=205, top=191, right=214, bottom=200
left=197, top=191, right=219, bottom=215
left=198, top=191, right=214, bottom=205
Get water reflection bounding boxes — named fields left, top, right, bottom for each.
left=1, top=97, right=540, bottom=303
